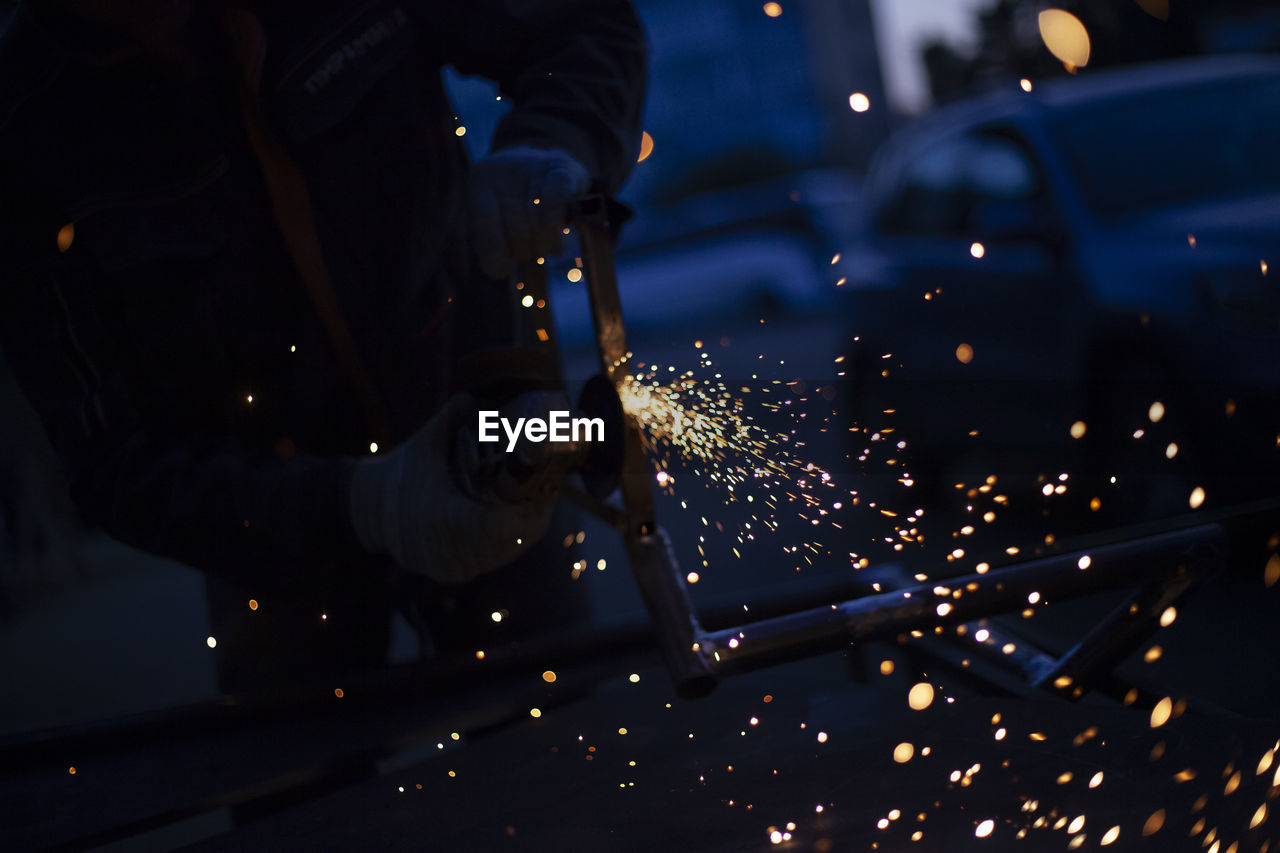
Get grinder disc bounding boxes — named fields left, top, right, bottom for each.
left=577, top=373, right=626, bottom=500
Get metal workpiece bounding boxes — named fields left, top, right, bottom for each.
left=574, top=194, right=648, bottom=528
left=952, top=621, right=1062, bottom=688
left=573, top=195, right=716, bottom=699
left=623, top=529, right=716, bottom=698
left=574, top=195, right=630, bottom=382
left=567, top=192, right=1237, bottom=706
left=700, top=524, right=1225, bottom=682
left=1032, top=567, right=1199, bottom=699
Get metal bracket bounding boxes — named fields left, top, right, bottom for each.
left=570, top=195, right=1233, bottom=702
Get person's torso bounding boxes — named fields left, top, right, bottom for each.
left=0, top=0, right=469, bottom=456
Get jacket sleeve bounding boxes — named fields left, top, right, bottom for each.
left=425, top=0, right=647, bottom=194
left=0, top=258, right=371, bottom=598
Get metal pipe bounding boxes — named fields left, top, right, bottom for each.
left=575, top=197, right=716, bottom=697
left=1033, top=568, right=1200, bottom=698
left=702, top=524, right=1224, bottom=677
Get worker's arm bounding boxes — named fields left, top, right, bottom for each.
left=422, top=0, right=647, bottom=279
left=428, top=0, right=647, bottom=194
left=0, top=260, right=548, bottom=597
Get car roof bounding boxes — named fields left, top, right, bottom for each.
left=866, top=54, right=1280, bottom=202
left=901, top=54, right=1280, bottom=141
left=1036, top=53, right=1280, bottom=106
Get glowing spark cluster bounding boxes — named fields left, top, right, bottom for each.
left=618, top=365, right=754, bottom=469
left=616, top=354, right=865, bottom=573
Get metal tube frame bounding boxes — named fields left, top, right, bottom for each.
left=570, top=195, right=1229, bottom=702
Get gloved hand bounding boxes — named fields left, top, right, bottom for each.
left=348, top=395, right=560, bottom=584
left=467, top=145, right=590, bottom=280
left=453, top=389, right=580, bottom=506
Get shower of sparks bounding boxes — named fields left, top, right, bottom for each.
left=615, top=352, right=896, bottom=572
left=617, top=362, right=757, bottom=470
left=431, top=256, right=1280, bottom=852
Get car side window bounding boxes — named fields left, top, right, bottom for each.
left=877, top=129, right=1044, bottom=239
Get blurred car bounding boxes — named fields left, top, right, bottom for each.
left=549, top=169, right=862, bottom=350
left=838, top=56, right=1280, bottom=513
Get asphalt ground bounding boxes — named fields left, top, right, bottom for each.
left=3, top=307, right=1279, bottom=851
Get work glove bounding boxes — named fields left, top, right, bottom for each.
left=453, top=389, right=580, bottom=506
left=467, top=145, right=590, bottom=280
left=348, top=395, right=559, bottom=584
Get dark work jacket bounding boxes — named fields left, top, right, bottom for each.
left=0, top=1, right=646, bottom=603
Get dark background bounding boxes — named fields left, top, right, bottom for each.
left=2, top=1, right=1279, bottom=850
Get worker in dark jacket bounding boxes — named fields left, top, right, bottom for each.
left=0, top=0, right=646, bottom=689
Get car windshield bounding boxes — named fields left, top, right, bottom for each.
left=1051, top=73, right=1280, bottom=219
